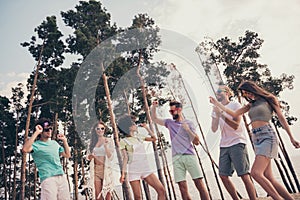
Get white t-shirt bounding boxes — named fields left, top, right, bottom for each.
left=212, top=101, right=247, bottom=147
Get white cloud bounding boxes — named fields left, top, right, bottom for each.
left=0, top=72, right=28, bottom=98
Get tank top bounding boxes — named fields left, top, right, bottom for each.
left=248, top=98, right=273, bottom=122
left=93, top=145, right=106, bottom=156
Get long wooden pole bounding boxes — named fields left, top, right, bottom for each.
left=273, top=122, right=300, bottom=192
left=20, top=42, right=45, bottom=200
left=136, top=52, right=165, bottom=185
left=172, top=64, right=224, bottom=199
left=101, top=62, right=133, bottom=200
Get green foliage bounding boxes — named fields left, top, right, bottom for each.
left=21, top=16, right=65, bottom=68
left=61, top=0, right=117, bottom=58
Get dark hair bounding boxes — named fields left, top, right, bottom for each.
left=117, top=115, right=134, bottom=136
left=89, top=121, right=107, bottom=153
left=34, top=118, right=52, bottom=129
left=238, top=81, right=279, bottom=109
left=169, top=101, right=182, bottom=108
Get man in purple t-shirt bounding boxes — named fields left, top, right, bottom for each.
left=151, top=101, right=210, bottom=200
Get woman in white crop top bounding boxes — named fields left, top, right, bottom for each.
left=88, top=121, right=114, bottom=200
left=118, top=115, right=166, bottom=200
left=210, top=81, right=300, bottom=200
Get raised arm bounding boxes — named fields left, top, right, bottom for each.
left=104, top=138, right=114, bottom=159
left=150, top=101, right=165, bottom=126
left=22, top=125, right=43, bottom=153
left=140, top=123, right=157, bottom=142
left=57, top=134, right=71, bottom=158
left=211, top=106, right=221, bottom=133
left=273, top=104, right=300, bottom=148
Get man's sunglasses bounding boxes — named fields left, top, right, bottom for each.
left=169, top=108, right=180, bottom=114
left=43, top=127, right=53, bottom=132
left=96, top=127, right=105, bottom=131
left=216, top=89, right=226, bottom=94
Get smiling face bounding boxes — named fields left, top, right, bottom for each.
left=95, top=123, right=106, bottom=137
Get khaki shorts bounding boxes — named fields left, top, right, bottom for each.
left=173, top=154, right=203, bottom=183
left=41, top=174, right=70, bottom=200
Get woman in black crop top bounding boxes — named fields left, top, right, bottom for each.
left=210, top=81, right=300, bottom=200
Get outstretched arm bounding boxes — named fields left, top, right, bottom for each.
left=274, top=105, right=300, bottom=148
left=209, top=96, right=250, bottom=118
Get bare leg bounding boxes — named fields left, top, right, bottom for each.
left=240, top=174, right=257, bottom=200
left=251, top=155, right=283, bottom=200
left=130, top=180, right=142, bottom=200
left=94, top=179, right=103, bottom=200
left=263, top=163, right=293, bottom=200
left=193, top=178, right=210, bottom=200
left=177, top=181, right=192, bottom=200
left=105, top=192, right=112, bottom=200
left=220, top=175, right=239, bottom=200
left=144, top=173, right=166, bottom=200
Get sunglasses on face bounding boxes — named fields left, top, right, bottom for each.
left=216, top=89, right=226, bottom=94
left=43, top=127, right=53, bottom=132
left=96, top=127, right=105, bottom=131
left=169, top=108, right=180, bottom=114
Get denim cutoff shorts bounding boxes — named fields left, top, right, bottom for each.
left=251, top=124, right=278, bottom=159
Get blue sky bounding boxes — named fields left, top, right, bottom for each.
left=1, top=0, right=300, bottom=156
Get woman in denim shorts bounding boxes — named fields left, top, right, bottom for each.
left=210, top=81, right=300, bottom=200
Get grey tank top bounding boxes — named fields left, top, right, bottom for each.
left=248, top=98, right=273, bottom=122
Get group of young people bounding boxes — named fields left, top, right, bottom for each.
left=22, top=80, right=300, bottom=200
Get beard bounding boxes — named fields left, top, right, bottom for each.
left=216, top=95, right=224, bottom=102
left=172, top=114, right=179, bottom=120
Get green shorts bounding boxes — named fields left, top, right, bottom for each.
left=219, top=143, right=250, bottom=176
left=173, top=154, right=203, bottom=183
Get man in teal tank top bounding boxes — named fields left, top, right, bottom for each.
left=22, top=118, right=71, bottom=200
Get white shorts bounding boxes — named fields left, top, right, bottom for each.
left=41, top=174, right=70, bottom=200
